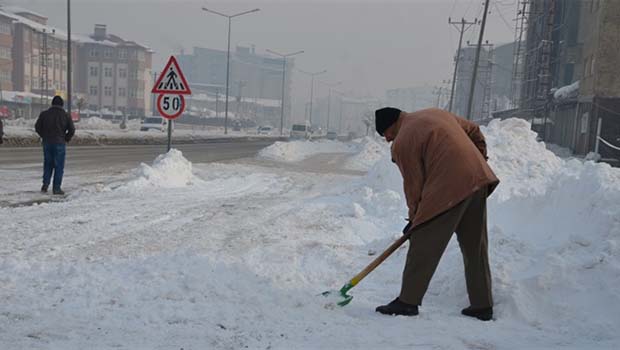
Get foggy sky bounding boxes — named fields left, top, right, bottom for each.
left=12, top=0, right=516, bottom=118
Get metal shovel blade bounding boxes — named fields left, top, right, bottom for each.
left=321, top=289, right=353, bottom=308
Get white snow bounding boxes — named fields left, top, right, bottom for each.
left=258, top=139, right=357, bottom=162
left=1, top=118, right=619, bottom=349
left=553, top=80, right=580, bottom=100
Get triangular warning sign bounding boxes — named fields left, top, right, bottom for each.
left=152, top=56, right=192, bottom=95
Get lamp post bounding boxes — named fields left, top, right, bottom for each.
left=201, top=6, right=260, bottom=134
left=67, top=0, right=72, bottom=117
left=318, top=80, right=342, bottom=132
left=298, top=69, right=326, bottom=129
left=266, top=49, right=304, bottom=136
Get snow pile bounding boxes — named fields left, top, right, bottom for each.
left=3, top=118, right=34, bottom=128
left=124, top=149, right=200, bottom=189
left=482, top=118, right=564, bottom=201
left=553, top=80, right=580, bottom=100
left=77, top=116, right=115, bottom=130
left=258, top=139, right=356, bottom=162
left=344, top=137, right=389, bottom=171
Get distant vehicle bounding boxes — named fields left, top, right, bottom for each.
left=290, top=124, right=310, bottom=139
left=232, top=121, right=242, bottom=131
left=140, top=116, right=168, bottom=132
left=326, top=131, right=338, bottom=140
left=258, top=126, right=273, bottom=135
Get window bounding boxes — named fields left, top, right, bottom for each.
left=33, top=56, right=39, bottom=65
left=129, top=87, right=137, bottom=98
left=119, top=49, right=128, bottom=59
left=104, top=86, right=112, bottom=96
left=54, top=59, right=60, bottom=70
left=89, top=66, right=98, bottom=77
left=119, top=68, right=127, bottom=78
left=0, top=46, right=10, bottom=59
left=62, top=60, right=66, bottom=71
left=89, top=48, right=98, bottom=57
left=118, top=87, right=126, bottom=97
left=104, top=48, right=113, bottom=58
left=0, top=70, right=10, bottom=81
left=0, top=22, right=11, bottom=34
left=128, top=70, right=138, bottom=80
left=33, top=79, right=39, bottom=89
left=89, top=86, right=98, bottom=96
left=104, top=67, right=113, bottom=77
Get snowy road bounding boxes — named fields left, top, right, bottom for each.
left=0, top=140, right=277, bottom=171
left=1, top=127, right=619, bottom=349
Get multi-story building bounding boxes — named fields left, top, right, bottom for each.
left=2, top=6, right=72, bottom=111
left=518, top=0, right=620, bottom=162
left=177, top=45, right=294, bottom=125
left=0, top=6, right=153, bottom=118
left=0, top=12, right=13, bottom=92
left=75, top=24, right=153, bottom=117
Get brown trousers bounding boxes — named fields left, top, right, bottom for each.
left=399, top=187, right=493, bottom=308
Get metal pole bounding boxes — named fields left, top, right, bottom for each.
left=327, top=88, right=331, bottom=131
left=67, top=0, right=72, bottom=117
left=224, top=17, right=232, bottom=134
left=594, top=117, right=602, bottom=154
left=448, top=18, right=475, bottom=113
left=466, top=0, right=490, bottom=120
left=309, top=74, right=314, bottom=127
left=167, top=119, right=172, bottom=151
left=280, top=58, right=286, bottom=135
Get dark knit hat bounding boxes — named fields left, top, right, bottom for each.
left=52, top=96, right=64, bottom=107
left=375, top=107, right=401, bottom=136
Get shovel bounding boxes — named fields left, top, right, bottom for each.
left=322, top=232, right=411, bottom=307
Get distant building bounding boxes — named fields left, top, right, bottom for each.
left=75, top=24, right=153, bottom=117
left=2, top=7, right=72, bottom=109
left=177, top=46, right=294, bottom=126
left=453, top=46, right=493, bottom=121
left=385, top=85, right=436, bottom=112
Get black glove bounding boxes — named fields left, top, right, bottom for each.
left=402, top=221, right=412, bottom=235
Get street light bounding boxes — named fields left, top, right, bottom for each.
left=298, top=69, right=326, bottom=128
left=266, top=49, right=304, bottom=136
left=201, top=6, right=260, bottom=134
left=318, top=80, right=342, bottom=132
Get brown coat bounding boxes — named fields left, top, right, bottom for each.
left=391, top=108, right=499, bottom=227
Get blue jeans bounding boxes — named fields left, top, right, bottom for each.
left=42, top=143, right=66, bottom=190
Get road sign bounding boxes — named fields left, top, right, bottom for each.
left=151, top=56, right=192, bottom=95
left=157, top=94, right=185, bottom=120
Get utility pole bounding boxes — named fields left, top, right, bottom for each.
left=466, top=0, right=491, bottom=120
left=67, top=0, right=72, bottom=118
left=448, top=17, right=476, bottom=113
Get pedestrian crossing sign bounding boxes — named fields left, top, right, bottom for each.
left=151, top=56, right=192, bottom=95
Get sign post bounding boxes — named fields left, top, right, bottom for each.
left=151, top=56, right=192, bottom=151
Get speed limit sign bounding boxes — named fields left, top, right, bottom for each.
left=157, top=94, right=185, bottom=119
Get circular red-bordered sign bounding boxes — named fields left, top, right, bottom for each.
left=157, top=94, right=185, bottom=120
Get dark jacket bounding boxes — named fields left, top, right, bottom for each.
left=35, top=106, right=75, bottom=144
left=0, top=117, right=4, bottom=144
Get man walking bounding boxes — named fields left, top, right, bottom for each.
left=374, top=107, right=499, bottom=321
left=35, top=96, right=75, bottom=195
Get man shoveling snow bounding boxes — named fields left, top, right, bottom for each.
left=374, top=107, right=499, bottom=321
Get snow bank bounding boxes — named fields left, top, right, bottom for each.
left=258, top=139, right=356, bottom=162
left=77, top=116, right=115, bottom=129
left=482, top=118, right=564, bottom=201
left=344, top=137, right=388, bottom=171
left=124, top=149, right=200, bottom=189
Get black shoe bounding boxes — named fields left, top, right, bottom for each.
left=461, top=306, right=493, bottom=321
left=376, top=298, right=419, bottom=316
left=52, top=189, right=65, bottom=195
left=41, top=184, right=48, bottom=193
